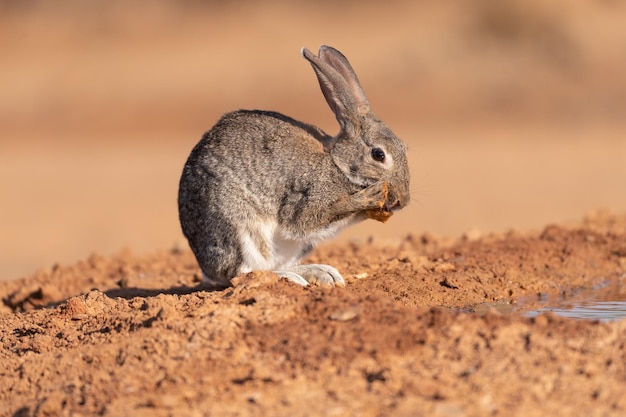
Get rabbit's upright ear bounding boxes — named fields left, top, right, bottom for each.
left=302, top=46, right=371, bottom=129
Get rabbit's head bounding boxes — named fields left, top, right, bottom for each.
left=302, top=46, right=410, bottom=213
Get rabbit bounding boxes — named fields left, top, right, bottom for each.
left=178, top=45, right=410, bottom=287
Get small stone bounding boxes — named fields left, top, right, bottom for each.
left=329, top=306, right=361, bottom=321
left=60, top=297, right=90, bottom=320
left=439, top=276, right=459, bottom=289
left=434, top=402, right=465, bottom=417
left=434, top=262, right=456, bottom=273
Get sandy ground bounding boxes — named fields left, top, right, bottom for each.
left=1, top=2, right=626, bottom=416
left=2, top=211, right=626, bottom=416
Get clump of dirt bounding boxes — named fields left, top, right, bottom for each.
left=2, top=212, right=626, bottom=417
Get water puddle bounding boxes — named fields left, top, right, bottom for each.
left=520, top=277, right=626, bottom=322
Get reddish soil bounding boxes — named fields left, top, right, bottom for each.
left=2, top=211, right=626, bottom=416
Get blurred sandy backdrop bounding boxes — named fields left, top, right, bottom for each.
left=1, top=0, right=625, bottom=280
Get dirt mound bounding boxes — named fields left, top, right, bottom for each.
left=2, top=211, right=626, bottom=416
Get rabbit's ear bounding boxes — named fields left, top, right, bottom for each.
left=302, top=46, right=371, bottom=130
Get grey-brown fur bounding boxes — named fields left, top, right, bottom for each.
left=178, top=46, right=410, bottom=286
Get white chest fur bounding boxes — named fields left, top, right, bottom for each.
left=237, top=215, right=358, bottom=274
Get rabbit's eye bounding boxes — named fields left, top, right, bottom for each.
left=371, top=147, right=386, bottom=163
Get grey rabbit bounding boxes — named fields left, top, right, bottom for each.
left=178, top=45, right=410, bottom=287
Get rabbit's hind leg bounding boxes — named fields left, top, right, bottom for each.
left=275, top=264, right=346, bottom=287
left=273, top=271, right=310, bottom=286
left=201, top=272, right=230, bottom=288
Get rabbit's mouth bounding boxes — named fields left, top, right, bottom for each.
left=384, top=188, right=405, bottom=213
left=385, top=200, right=402, bottom=213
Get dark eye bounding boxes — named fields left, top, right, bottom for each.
left=371, top=147, right=386, bottom=163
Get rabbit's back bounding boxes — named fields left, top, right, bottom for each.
left=182, top=110, right=338, bottom=208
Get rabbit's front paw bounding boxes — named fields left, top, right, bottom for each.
left=361, top=181, right=389, bottom=209
left=362, top=182, right=393, bottom=223
left=276, top=264, right=345, bottom=287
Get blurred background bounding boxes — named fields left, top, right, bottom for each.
left=1, top=0, right=626, bottom=280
